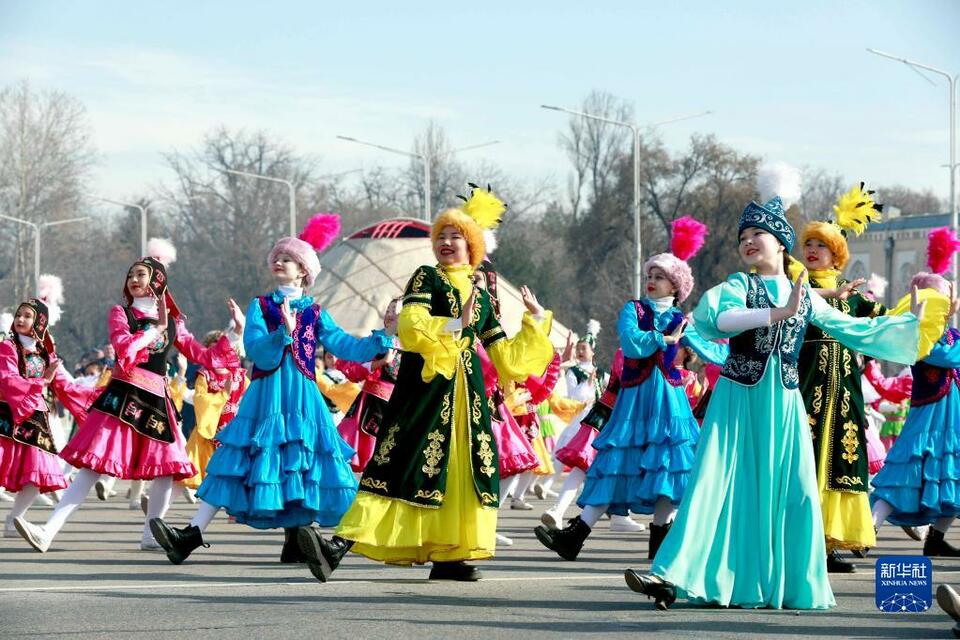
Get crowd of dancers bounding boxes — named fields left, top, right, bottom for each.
left=2, top=179, right=959, bottom=612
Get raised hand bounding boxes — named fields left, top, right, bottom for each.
left=227, top=298, right=245, bottom=334
left=176, top=354, right=187, bottom=377
left=520, top=285, right=544, bottom=317
left=836, top=278, right=866, bottom=301
left=910, top=285, right=927, bottom=322
left=43, top=359, right=59, bottom=383
left=561, top=330, right=575, bottom=363
left=663, top=319, right=687, bottom=346
left=461, top=287, right=478, bottom=330
left=281, top=298, right=296, bottom=335
left=949, top=281, right=960, bottom=318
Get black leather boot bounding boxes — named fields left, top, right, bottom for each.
left=827, top=549, right=856, bottom=573
left=534, top=515, right=591, bottom=561
left=298, top=529, right=353, bottom=582
left=280, top=528, right=307, bottom=563
left=648, top=522, right=672, bottom=560
left=924, top=527, right=960, bottom=557
left=428, top=561, right=482, bottom=581
left=149, top=518, right=208, bottom=565
left=624, top=569, right=677, bottom=610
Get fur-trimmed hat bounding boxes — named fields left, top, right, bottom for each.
left=432, top=183, right=507, bottom=269
left=268, top=213, right=341, bottom=287
left=801, top=222, right=850, bottom=269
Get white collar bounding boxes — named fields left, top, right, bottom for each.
left=17, top=334, right=37, bottom=352
left=278, top=284, right=303, bottom=299
left=650, top=296, right=675, bottom=312
left=131, top=296, right=158, bottom=316
left=576, top=360, right=594, bottom=371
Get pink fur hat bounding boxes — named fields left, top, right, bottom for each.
left=268, top=213, right=341, bottom=287
left=910, top=272, right=950, bottom=296
left=642, top=216, right=708, bottom=303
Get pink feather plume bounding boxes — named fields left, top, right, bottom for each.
left=670, top=216, right=709, bottom=261
left=926, top=226, right=960, bottom=275
left=299, top=213, right=342, bottom=252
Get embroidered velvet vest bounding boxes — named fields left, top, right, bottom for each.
left=620, top=299, right=685, bottom=389
left=124, top=307, right=176, bottom=375
left=911, top=328, right=960, bottom=407
left=720, top=274, right=812, bottom=389
left=251, top=295, right=321, bottom=381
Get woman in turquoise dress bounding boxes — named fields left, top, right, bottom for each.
left=150, top=215, right=393, bottom=565
left=625, top=196, right=922, bottom=610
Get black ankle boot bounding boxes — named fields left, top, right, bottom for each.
left=298, top=529, right=353, bottom=582
left=429, top=561, right=482, bottom=581
left=534, top=515, right=591, bottom=561
left=280, top=528, right=307, bottom=563
left=149, top=518, right=208, bottom=565
left=924, top=527, right=960, bottom=557
left=648, top=522, right=672, bottom=560
left=624, top=569, right=677, bottom=610
left=852, top=526, right=879, bottom=559
left=827, top=549, right=856, bottom=573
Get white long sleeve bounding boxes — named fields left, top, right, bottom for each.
left=715, top=308, right=772, bottom=333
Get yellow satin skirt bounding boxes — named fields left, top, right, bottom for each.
left=818, top=432, right=876, bottom=551
left=336, top=368, right=497, bottom=565
left=531, top=434, right=555, bottom=475
left=183, top=430, right=215, bottom=490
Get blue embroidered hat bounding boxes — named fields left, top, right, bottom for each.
left=738, top=196, right=796, bottom=251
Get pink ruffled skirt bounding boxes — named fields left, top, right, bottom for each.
left=555, top=423, right=597, bottom=472
left=866, top=423, right=886, bottom=475
left=492, top=402, right=539, bottom=479
left=337, top=394, right=376, bottom=473
left=61, top=397, right=195, bottom=481
left=0, top=435, right=67, bottom=493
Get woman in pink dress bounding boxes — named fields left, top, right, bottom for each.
left=14, top=240, right=241, bottom=552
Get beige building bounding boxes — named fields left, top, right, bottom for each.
left=844, top=209, right=951, bottom=307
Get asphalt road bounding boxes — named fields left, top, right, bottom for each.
left=1, top=482, right=958, bottom=639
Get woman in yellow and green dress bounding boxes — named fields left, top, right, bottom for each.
left=298, top=184, right=555, bottom=582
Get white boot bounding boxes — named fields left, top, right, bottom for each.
left=609, top=514, right=646, bottom=532
left=14, top=517, right=52, bottom=553
left=182, top=486, right=198, bottom=504
left=3, top=515, right=17, bottom=538
left=540, top=506, right=565, bottom=530
left=509, top=497, right=533, bottom=510
left=495, top=533, right=514, bottom=546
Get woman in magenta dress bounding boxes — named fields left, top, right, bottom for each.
left=14, top=240, right=241, bottom=552
left=1, top=298, right=97, bottom=536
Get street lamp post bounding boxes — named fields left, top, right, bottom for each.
left=0, top=214, right=91, bottom=289
left=867, top=48, right=958, bottom=275
left=540, top=105, right=713, bottom=298
left=94, top=197, right=148, bottom=256
left=224, top=169, right=297, bottom=237
left=336, top=135, right=501, bottom=222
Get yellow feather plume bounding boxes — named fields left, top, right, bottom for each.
left=832, top=182, right=882, bottom=236
left=461, top=184, right=506, bottom=230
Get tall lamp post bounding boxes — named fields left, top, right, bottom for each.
left=93, top=197, right=148, bottom=256
left=867, top=48, right=958, bottom=275
left=0, top=214, right=91, bottom=289
left=540, top=105, right=712, bottom=298
left=223, top=169, right=297, bottom=237
left=336, top=136, right=500, bottom=222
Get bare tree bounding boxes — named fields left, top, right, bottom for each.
left=0, top=81, right=96, bottom=301
left=876, top=184, right=946, bottom=215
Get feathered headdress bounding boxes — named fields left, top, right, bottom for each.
left=300, top=213, right=342, bottom=254
left=434, top=182, right=508, bottom=268
left=267, top=213, right=341, bottom=288
left=833, top=182, right=883, bottom=236
left=126, top=238, right=182, bottom=318
left=577, top=319, right=601, bottom=348
left=459, top=183, right=507, bottom=231
left=757, top=162, right=802, bottom=210
left=146, top=238, right=178, bottom=266
left=37, top=274, right=64, bottom=327
left=927, top=226, right=960, bottom=276
left=864, top=273, right=888, bottom=301
left=643, top=216, right=709, bottom=303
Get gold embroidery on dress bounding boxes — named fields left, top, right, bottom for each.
left=833, top=474, right=864, bottom=487
left=817, top=345, right=829, bottom=374
left=479, top=492, right=498, bottom=505
left=440, top=393, right=452, bottom=427
left=435, top=268, right=461, bottom=318
left=373, top=424, right=400, bottom=466
left=360, top=477, right=387, bottom=491
left=412, top=269, right=427, bottom=293
left=414, top=489, right=444, bottom=502
left=471, top=390, right=482, bottom=426
left=842, top=349, right=852, bottom=377
left=421, top=430, right=446, bottom=478
left=476, top=432, right=496, bottom=477
left=841, top=388, right=851, bottom=418
left=841, top=419, right=860, bottom=464
left=811, top=385, right=823, bottom=415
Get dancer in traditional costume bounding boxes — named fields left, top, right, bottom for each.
left=1, top=297, right=96, bottom=536
left=336, top=299, right=402, bottom=473
left=14, top=239, right=242, bottom=552
left=298, top=184, right=555, bottom=582
left=536, top=216, right=725, bottom=560
left=794, top=183, right=886, bottom=572
left=624, top=196, right=923, bottom=610
left=149, top=214, right=393, bottom=564
left=871, top=227, right=960, bottom=556
left=315, top=349, right=362, bottom=425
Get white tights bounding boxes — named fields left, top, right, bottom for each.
left=499, top=475, right=521, bottom=503
left=190, top=501, right=220, bottom=532
left=513, top=472, right=536, bottom=500
left=6, top=484, right=40, bottom=523
left=872, top=498, right=953, bottom=534
left=549, top=468, right=586, bottom=517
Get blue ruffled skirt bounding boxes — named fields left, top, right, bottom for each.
left=577, top=369, right=698, bottom=516
left=871, top=385, right=960, bottom=526
left=197, top=356, right=358, bottom=529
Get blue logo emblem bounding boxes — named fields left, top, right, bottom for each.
left=875, top=555, right=932, bottom=613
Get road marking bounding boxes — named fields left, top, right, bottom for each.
left=0, top=574, right=618, bottom=593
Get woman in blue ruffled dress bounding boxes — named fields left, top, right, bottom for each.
left=150, top=214, right=394, bottom=565
left=871, top=269, right=960, bottom=556
left=535, top=217, right=726, bottom=560
left=624, top=196, right=923, bottom=610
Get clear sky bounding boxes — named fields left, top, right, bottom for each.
left=1, top=0, right=958, bottom=205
